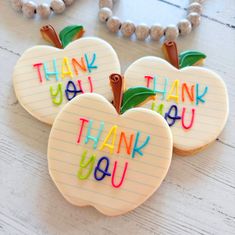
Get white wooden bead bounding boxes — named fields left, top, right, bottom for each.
left=188, top=2, right=202, bottom=14
left=121, top=21, right=136, bottom=37
left=50, top=0, right=66, bottom=14
left=164, top=25, right=179, bottom=41
left=106, top=16, right=121, bottom=33
left=135, top=24, right=150, bottom=41
left=10, top=0, right=23, bottom=12
left=97, top=0, right=204, bottom=40
left=37, top=3, right=51, bottom=18
left=150, top=24, right=164, bottom=41
left=99, top=0, right=113, bottom=9
left=187, top=12, right=201, bottom=27
left=99, top=7, right=112, bottom=22
left=22, top=1, right=37, bottom=18
left=177, top=19, right=192, bottom=36
left=63, top=0, right=75, bottom=6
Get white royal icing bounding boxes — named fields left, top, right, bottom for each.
left=48, top=93, right=173, bottom=216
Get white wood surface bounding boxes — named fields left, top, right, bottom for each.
left=0, top=0, right=235, bottom=234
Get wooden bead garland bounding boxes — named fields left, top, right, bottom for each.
left=10, top=0, right=76, bottom=19
left=98, top=0, right=205, bottom=41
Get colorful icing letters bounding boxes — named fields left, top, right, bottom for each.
left=13, top=38, right=121, bottom=124
left=124, top=57, right=229, bottom=155
left=145, top=75, right=208, bottom=130
left=33, top=54, right=96, bottom=104
left=76, top=118, right=151, bottom=187
left=35, top=54, right=97, bottom=107
left=47, top=93, right=173, bottom=215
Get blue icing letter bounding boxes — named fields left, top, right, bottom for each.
left=85, top=53, right=98, bottom=73
left=43, top=58, right=59, bottom=81
left=65, top=80, right=83, bottom=101
left=164, top=105, right=181, bottom=126
left=153, top=76, right=168, bottom=100
left=132, top=131, right=150, bottom=158
left=85, top=120, right=104, bottom=149
left=196, top=83, right=208, bottom=105
left=94, top=156, right=111, bottom=181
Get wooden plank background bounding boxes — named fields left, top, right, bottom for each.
left=0, top=0, right=234, bottom=234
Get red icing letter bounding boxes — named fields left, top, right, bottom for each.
left=181, top=107, right=195, bottom=129
left=88, top=76, right=93, bottom=92
left=77, top=80, right=84, bottom=93
left=144, top=76, right=154, bottom=88
left=33, top=63, right=43, bottom=83
left=77, top=118, right=89, bottom=143
left=111, top=161, right=128, bottom=188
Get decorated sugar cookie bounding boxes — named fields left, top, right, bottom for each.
left=47, top=77, right=173, bottom=215
left=13, top=37, right=120, bottom=125
left=124, top=56, right=229, bottom=156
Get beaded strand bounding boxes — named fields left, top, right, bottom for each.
left=98, top=0, right=205, bottom=41
left=10, top=0, right=75, bottom=19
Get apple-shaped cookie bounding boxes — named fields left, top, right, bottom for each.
left=124, top=57, right=229, bottom=156
left=13, top=37, right=120, bottom=125
left=47, top=93, right=173, bottom=216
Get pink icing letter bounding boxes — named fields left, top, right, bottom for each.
left=144, top=76, right=154, bottom=88
left=181, top=107, right=195, bottom=129
left=77, top=118, right=89, bottom=143
left=111, top=161, right=128, bottom=188
left=33, top=63, right=43, bottom=83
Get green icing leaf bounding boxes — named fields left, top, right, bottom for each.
left=121, top=87, right=156, bottom=114
left=179, top=50, right=206, bottom=68
left=59, top=25, right=84, bottom=48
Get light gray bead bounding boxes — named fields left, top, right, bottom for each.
left=98, top=7, right=112, bottom=22
left=50, top=0, right=66, bottom=14
left=121, top=21, right=136, bottom=37
left=177, top=19, right=192, bottom=36
left=135, top=24, right=150, bottom=41
left=150, top=24, right=164, bottom=41
left=106, top=16, right=121, bottom=33
left=22, top=1, right=37, bottom=18
left=187, top=12, right=201, bottom=27
left=37, top=3, right=51, bottom=18
left=63, top=0, right=75, bottom=6
left=164, top=25, right=179, bottom=41
left=99, top=0, right=113, bottom=9
left=188, top=2, right=202, bottom=14
left=11, top=0, right=23, bottom=12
